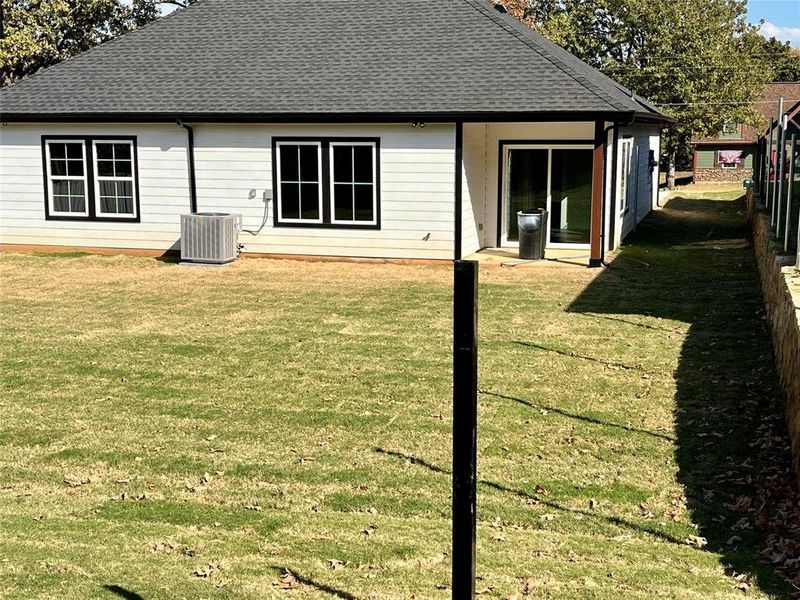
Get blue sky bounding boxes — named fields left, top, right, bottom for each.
left=747, top=0, right=800, bottom=46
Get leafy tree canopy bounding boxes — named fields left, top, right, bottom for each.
left=0, top=0, right=194, bottom=86
left=501, top=0, right=796, bottom=175
left=751, top=35, right=800, bottom=82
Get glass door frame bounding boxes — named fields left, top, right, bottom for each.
left=500, top=142, right=594, bottom=249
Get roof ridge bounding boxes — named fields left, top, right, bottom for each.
left=0, top=0, right=674, bottom=120
left=1, top=0, right=207, bottom=91
left=460, top=0, right=637, bottom=113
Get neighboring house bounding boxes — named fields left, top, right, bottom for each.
left=0, top=0, right=669, bottom=265
left=691, top=82, right=800, bottom=183
left=764, top=98, right=800, bottom=167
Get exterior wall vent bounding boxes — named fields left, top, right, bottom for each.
left=180, top=212, right=240, bottom=264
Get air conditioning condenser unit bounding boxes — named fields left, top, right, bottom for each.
left=180, top=212, right=240, bottom=264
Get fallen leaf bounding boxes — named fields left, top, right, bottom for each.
left=684, top=535, right=707, bottom=548
left=273, top=568, right=299, bottom=589
left=215, top=577, right=230, bottom=588
left=63, top=475, right=90, bottom=488
left=727, top=535, right=743, bottom=545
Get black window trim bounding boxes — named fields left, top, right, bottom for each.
left=41, top=135, right=141, bottom=223
left=271, top=136, right=381, bottom=230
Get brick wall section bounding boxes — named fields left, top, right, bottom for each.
left=747, top=188, right=800, bottom=486
left=695, top=168, right=753, bottom=182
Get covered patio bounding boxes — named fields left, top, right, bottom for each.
left=456, top=119, right=665, bottom=266
left=466, top=246, right=594, bottom=268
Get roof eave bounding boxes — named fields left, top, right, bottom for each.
left=631, top=111, right=675, bottom=125
left=0, top=109, right=676, bottom=124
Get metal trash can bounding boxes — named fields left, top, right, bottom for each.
left=517, top=209, right=548, bottom=260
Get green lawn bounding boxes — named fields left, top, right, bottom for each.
left=0, top=193, right=794, bottom=599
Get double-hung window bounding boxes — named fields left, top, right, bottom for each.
left=43, top=136, right=139, bottom=221
left=274, top=138, right=380, bottom=228
left=276, top=141, right=323, bottom=223
left=331, top=142, right=378, bottom=225
left=45, top=141, right=89, bottom=217
left=618, top=137, right=637, bottom=215
left=94, top=141, right=136, bottom=217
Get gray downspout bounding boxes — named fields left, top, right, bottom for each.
left=177, top=119, right=198, bottom=213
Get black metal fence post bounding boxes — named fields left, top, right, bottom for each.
left=773, top=98, right=785, bottom=224
left=785, top=134, right=796, bottom=252
left=767, top=118, right=775, bottom=212
left=756, top=137, right=763, bottom=197
left=452, top=259, right=478, bottom=600
left=776, top=117, right=788, bottom=238
left=769, top=121, right=783, bottom=233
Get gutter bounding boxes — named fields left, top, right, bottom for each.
left=177, top=119, right=198, bottom=213
left=0, top=110, right=670, bottom=125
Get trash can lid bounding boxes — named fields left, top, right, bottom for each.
left=518, top=208, right=545, bottom=215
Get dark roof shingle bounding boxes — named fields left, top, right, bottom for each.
left=0, top=0, right=669, bottom=120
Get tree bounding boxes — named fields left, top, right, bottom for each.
left=0, top=0, right=194, bottom=87
left=751, top=35, right=800, bottom=82
left=503, top=0, right=772, bottom=187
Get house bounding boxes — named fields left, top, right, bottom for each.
left=691, top=82, right=800, bottom=183
left=764, top=96, right=800, bottom=168
left=0, top=0, right=669, bottom=265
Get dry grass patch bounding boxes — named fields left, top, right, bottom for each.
left=0, top=195, right=794, bottom=598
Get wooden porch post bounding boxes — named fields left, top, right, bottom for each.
left=589, top=121, right=605, bottom=268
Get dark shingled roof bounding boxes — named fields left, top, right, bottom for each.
left=0, top=0, right=669, bottom=122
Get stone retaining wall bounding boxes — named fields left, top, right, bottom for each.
left=695, top=168, right=753, bottom=182
left=746, top=188, right=800, bottom=485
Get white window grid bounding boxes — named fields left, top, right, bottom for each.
left=276, top=141, right=323, bottom=224
left=329, top=141, right=377, bottom=225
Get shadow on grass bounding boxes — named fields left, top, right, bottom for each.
left=372, top=447, right=685, bottom=545
left=565, top=195, right=794, bottom=596
left=511, top=340, right=646, bottom=372
left=270, top=566, right=359, bottom=599
left=479, top=389, right=675, bottom=442
left=104, top=585, right=145, bottom=600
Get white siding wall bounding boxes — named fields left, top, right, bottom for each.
left=0, top=124, right=190, bottom=250
left=194, top=123, right=456, bottom=259
left=0, top=123, right=457, bottom=260
left=604, top=123, right=615, bottom=253
left=481, top=122, right=596, bottom=247
left=616, top=124, right=661, bottom=243
left=461, top=123, right=486, bottom=256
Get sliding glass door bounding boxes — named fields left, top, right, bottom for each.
left=550, top=148, right=593, bottom=244
left=506, top=149, right=548, bottom=241
left=503, top=144, right=594, bottom=246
